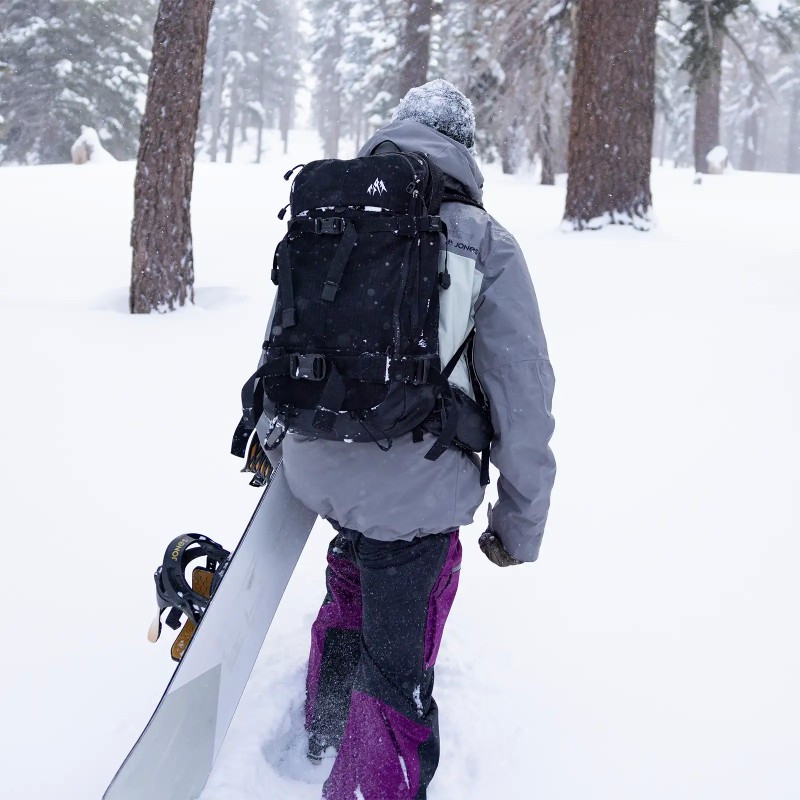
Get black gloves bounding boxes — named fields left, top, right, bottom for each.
left=480, top=502, right=523, bottom=567
left=479, top=531, right=523, bottom=567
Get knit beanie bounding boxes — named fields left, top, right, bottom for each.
left=392, top=79, right=476, bottom=149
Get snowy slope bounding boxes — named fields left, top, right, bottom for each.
left=1, top=132, right=799, bottom=799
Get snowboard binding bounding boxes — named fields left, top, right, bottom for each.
left=241, top=430, right=274, bottom=487
left=147, top=533, right=231, bottom=662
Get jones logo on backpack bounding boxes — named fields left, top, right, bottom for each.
left=367, top=178, right=387, bottom=196
left=231, top=146, right=492, bottom=480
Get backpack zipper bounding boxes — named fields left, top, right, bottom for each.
left=389, top=153, right=428, bottom=353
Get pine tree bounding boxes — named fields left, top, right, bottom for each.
left=307, top=0, right=347, bottom=157
left=787, top=56, right=800, bottom=173
left=271, top=3, right=301, bottom=156
left=398, top=0, right=434, bottom=97
left=680, top=0, right=800, bottom=172
left=130, top=0, right=214, bottom=313
left=197, top=0, right=300, bottom=162
left=461, top=1, right=574, bottom=182
left=308, top=0, right=404, bottom=155
left=0, top=0, right=154, bottom=164
left=680, top=0, right=751, bottom=173
left=435, top=0, right=486, bottom=92
left=756, top=3, right=800, bottom=172
left=655, top=2, right=695, bottom=168
left=564, top=0, right=660, bottom=230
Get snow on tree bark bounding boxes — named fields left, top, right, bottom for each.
left=564, top=0, right=659, bottom=231
left=130, top=0, right=215, bottom=314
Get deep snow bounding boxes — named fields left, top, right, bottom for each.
left=1, top=130, right=798, bottom=799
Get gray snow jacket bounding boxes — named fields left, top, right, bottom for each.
left=258, top=120, right=556, bottom=562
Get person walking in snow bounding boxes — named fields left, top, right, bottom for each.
left=243, top=79, right=556, bottom=799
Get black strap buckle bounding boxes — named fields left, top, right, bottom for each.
left=261, top=415, right=287, bottom=450
left=407, top=357, right=431, bottom=385
left=314, top=217, right=346, bottom=235
left=415, top=358, right=432, bottom=385
left=422, top=216, right=443, bottom=234
left=289, top=353, right=327, bottom=381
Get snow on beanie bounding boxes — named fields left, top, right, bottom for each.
left=392, top=79, right=476, bottom=149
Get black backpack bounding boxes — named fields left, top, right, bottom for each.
left=232, top=147, right=492, bottom=482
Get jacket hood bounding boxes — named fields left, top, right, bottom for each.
left=358, top=119, right=484, bottom=205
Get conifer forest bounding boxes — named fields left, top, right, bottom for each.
left=2, top=1, right=798, bottom=176
left=2, top=5, right=800, bottom=799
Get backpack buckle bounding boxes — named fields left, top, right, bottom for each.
left=290, top=353, right=327, bottom=381
left=411, top=357, right=432, bottom=385
left=314, top=217, right=346, bottom=235
left=425, top=216, right=443, bottom=234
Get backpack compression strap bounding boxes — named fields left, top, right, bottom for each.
left=422, top=327, right=492, bottom=486
left=422, top=330, right=476, bottom=462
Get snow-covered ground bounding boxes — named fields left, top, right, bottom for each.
left=1, top=130, right=798, bottom=799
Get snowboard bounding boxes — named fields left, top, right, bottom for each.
left=103, top=462, right=317, bottom=800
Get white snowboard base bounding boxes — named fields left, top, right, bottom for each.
left=103, top=464, right=317, bottom=800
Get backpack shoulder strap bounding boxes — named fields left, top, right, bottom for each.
left=369, top=139, right=403, bottom=155
left=370, top=140, right=483, bottom=209
left=442, top=184, right=485, bottom=210
left=441, top=327, right=475, bottom=380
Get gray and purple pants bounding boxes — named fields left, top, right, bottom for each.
left=305, top=525, right=462, bottom=800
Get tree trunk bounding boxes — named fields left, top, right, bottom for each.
left=225, top=21, right=245, bottom=164
left=256, top=51, right=266, bottom=164
left=321, top=18, right=343, bottom=159
left=398, top=0, right=433, bottom=97
left=209, top=22, right=226, bottom=163
left=323, top=97, right=341, bottom=159
left=499, top=125, right=515, bottom=175
left=788, top=83, right=800, bottom=174
left=657, top=112, right=668, bottom=167
left=279, top=90, right=292, bottom=156
left=539, top=103, right=555, bottom=186
left=693, top=26, right=725, bottom=174
left=130, top=0, right=214, bottom=314
left=225, top=83, right=240, bottom=163
left=564, top=0, right=659, bottom=230
left=280, top=14, right=296, bottom=156
left=740, top=95, right=759, bottom=172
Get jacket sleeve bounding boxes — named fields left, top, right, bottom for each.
left=472, top=219, right=556, bottom=562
